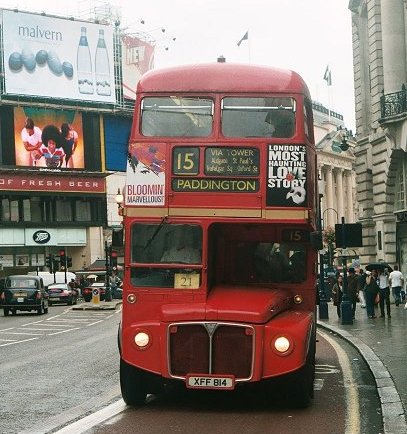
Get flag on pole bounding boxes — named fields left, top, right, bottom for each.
left=323, top=65, right=332, bottom=86
left=237, top=31, right=249, bottom=47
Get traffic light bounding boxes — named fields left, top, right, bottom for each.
left=59, top=249, right=66, bottom=270
left=110, top=250, right=118, bottom=271
left=67, top=257, right=72, bottom=268
left=45, top=254, right=53, bottom=270
left=53, top=259, right=60, bottom=272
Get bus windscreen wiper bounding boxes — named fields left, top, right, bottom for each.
left=144, top=216, right=168, bottom=250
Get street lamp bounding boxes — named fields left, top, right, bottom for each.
left=338, top=217, right=353, bottom=325
left=115, top=188, right=124, bottom=215
left=318, top=203, right=339, bottom=320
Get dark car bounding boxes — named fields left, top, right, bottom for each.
left=0, top=275, right=49, bottom=316
left=82, top=282, right=106, bottom=302
left=47, top=283, right=78, bottom=306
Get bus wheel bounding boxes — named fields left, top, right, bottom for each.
left=120, top=358, right=147, bottom=406
left=4, top=308, right=10, bottom=316
left=292, top=362, right=314, bottom=408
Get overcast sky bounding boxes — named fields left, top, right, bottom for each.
left=0, top=0, right=356, bottom=131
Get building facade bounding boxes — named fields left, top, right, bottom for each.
left=349, top=0, right=407, bottom=275
left=0, top=8, right=155, bottom=277
left=313, top=102, right=357, bottom=230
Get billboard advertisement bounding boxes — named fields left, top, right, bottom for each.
left=2, top=9, right=116, bottom=103
left=122, top=35, right=155, bottom=100
left=14, top=107, right=84, bottom=169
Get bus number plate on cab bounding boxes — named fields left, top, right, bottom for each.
left=186, top=374, right=235, bottom=390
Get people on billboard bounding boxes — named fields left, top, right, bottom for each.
left=21, top=118, right=42, bottom=166
left=60, top=122, right=79, bottom=168
left=35, top=125, right=66, bottom=168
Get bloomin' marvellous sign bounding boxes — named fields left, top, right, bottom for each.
left=266, top=144, right=307, bottom=207
left=1, top=9, right=115, bottom=103
left=126, top=142, right=166, bottom=206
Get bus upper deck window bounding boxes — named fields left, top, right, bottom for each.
left=141, top=96, right=213, bottom=137
left=221, top=97, right=296, bottom=138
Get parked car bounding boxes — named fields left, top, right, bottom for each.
left=47, top=283, right=78, bottom=306
left=82, top=282, right=106, bottom=302
left=0, top=275, right=49, bottom=316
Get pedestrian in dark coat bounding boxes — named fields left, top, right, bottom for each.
left=365, top=269, right=379, bottom=318
left=332, top=274, right=344, bottom=318
left=347, top=268, right=359, bottom=318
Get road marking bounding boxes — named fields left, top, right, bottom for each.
left=315, top=364, right=341, bottom=374
left=48, top=328, right=80, bottom=335
left=319, top=330, right=361, bottom=434
left=1, top=331, right=44, bottom=336
left=314, top=378, right=324, bottom=390
left=52, top=399, right=127, bottom=434
left=0, top=337, right=40, bottom=347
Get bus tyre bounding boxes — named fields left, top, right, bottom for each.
left=4, top=308, right=9, bottom=316
left=290, top=362, right=314, bottom=408
left=120, top=358, right=147, bottom=406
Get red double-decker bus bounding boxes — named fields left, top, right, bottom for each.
left=119, top=63, right=320, bottom=408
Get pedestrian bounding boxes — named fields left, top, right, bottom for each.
left=389, top=265, right=404, bottom=306
left=347, top=267, right=359, bottom=319
left=357, top=268, right=366, bottom=308
left=332, top=274, right=344, bottom=318
left=378, top=268, right=391, bottom=318
left=364, top=269, right=379, bottom=318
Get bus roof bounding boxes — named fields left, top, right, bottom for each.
left=138, top=63, right=311, bottom=96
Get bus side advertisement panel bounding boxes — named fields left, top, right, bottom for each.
left=266, top=144, right=307, bottom=207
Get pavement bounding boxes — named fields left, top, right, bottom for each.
left=318, top=300, right=407, bottom=434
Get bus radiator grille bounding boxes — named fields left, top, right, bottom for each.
left=169, top=323, right=253, bottom=379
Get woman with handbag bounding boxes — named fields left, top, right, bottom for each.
left=364, top=269, right=380, bottom=318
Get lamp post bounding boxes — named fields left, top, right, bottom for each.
left=339, top=216, right=353, bottom=324
left=104, top=241, right=112, bottom=302
left=318, top=207, right=338, bottom=320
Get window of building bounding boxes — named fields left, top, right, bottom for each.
left=76, top=200, right=91, bottom=221
left=395, top=163, right=406, bottom=210
left=56, top=200, right=73, bottom=222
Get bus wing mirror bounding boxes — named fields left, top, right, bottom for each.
left=310, top=232, right=323, bottom=251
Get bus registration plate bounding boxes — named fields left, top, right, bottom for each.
left=186, top=374, right=235, bottom=390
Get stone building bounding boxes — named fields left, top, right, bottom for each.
left=313, top=102, right=357, bottom=230
left=349, top=0, right=407, bottom=275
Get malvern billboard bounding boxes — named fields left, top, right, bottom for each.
left=1, top=9, right=115, bottom=103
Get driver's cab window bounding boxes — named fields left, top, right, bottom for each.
left=130, top=223, right=202, bottom=289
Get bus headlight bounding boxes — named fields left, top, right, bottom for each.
left=293, top=294, right=303, bottom=304
left=134, top=332, right=150, bottom=348
left=273, top=336, right=292, bottom=354
left=127, top=293, right=137, bottom=303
